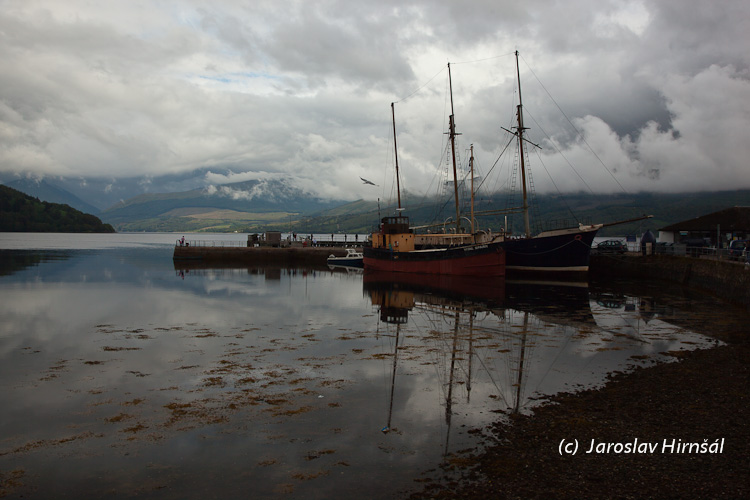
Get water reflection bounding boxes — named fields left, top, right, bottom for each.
left=363, top=272, right=720, bottom=424
left=0, top=249, right=75, bottom=276
left=0, top=250, right=724, bottom=499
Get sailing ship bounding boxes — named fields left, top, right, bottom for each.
left=365, top=53, right=602, bottom=278
left=366, top=51, right=651, bottom=277
left=483, top=53, right=652, bottom=273
left=489, top=51, right=602, bottom=275
left=363, top=89, right=505, bottom=277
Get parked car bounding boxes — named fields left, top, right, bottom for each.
left=728, top=240, right=748, bottom=261
left=594, top=240, right=627, bottom=254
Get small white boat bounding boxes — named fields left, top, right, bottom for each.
left=327, top=248, right=364, bottom=269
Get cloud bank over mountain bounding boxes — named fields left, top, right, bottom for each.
left=1, top=0, right=748, bottom=202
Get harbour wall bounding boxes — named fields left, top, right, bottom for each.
left=173, top=245, right=352, bottom=265
left=590, top=254, right=750, bottom=307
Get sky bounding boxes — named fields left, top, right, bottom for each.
left=1, top=0, right=749, bottom=204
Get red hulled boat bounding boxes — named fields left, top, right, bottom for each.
left=363, top=215, right=505, bottom=277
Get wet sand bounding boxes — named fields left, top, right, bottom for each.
left=411, top=324, right=749, bottom=499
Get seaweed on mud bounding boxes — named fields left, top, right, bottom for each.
left=0, top=468, right=25, bottom=497
left=304, top=449, right=335, bottom=461
left=1, top=432, right=100, bottom=456
left=290, top=470, right=329, bottom=480
left=105, top=413, right=134, bottom=423
left=122, top=423, right=148, bottom=434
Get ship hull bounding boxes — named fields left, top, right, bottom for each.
left=501, top=228, right=598, bottom=274
left=363, top=242, right=505, bottom=277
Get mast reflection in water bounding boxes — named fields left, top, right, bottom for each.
left=362, top=271, right=721, bottom=454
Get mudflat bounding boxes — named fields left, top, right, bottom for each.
left=411, top=328, right=749, bottom=499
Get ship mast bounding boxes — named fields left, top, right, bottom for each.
left=391, top=102, right=402, bottom=210
left=447, top=63, right=462, bottom=234
left=515, top=51, right=531, bottom=238
left=470, top=144, right=475, bottom=234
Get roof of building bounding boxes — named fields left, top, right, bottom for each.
left=660, top=206, right=750, bottom=232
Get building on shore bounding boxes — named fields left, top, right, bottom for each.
left=658, top=206, right=750, bottom=248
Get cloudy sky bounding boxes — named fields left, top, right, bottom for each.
left=1, top=0, right=749, bottom=203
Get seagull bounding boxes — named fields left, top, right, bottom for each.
left=360, top=177, right=377, bottom=186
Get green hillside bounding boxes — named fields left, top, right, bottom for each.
left=0, top=185, right=115, bottom=232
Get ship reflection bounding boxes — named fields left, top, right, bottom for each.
left=362, top=271, right=590, bottom=455
left=362, top=271, right=713, bottom=457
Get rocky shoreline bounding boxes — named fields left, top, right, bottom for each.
left=409, top=313, right=749, bottom=499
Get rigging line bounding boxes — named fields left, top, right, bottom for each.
left=519, top=53, right=629, bottom=194
left=521, top=107, right=594, bottom=223
left=394, top=65, right=447, bottom=104
left=425, top=133, right=464, bottom=225
left=527, top=323, right=577, bottom=400
left=462, top=336, right=507, bottom=400
left=530, top=148, right=582, bottom=223
left=418, top=71, right=454, bottom=224
left=411, top=308, right=453, bottom=403
left=450, top=51, right=516, bottom=66
left=529, top=150, right=577, bottom=222
left=473, top=135, right=516, bottom=195
left=483, top=142, right=511, bottom=195
left=422, top=142, right=456, bottom=226
left=523, top=107, right=594, bottom=194
left=382, top=116, right=396, bottom=205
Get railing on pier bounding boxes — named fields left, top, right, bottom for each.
left=175, top=235, right=367, bottom=249
left=175, top=239, right=246, bottom=248
left=645, top=243, right=748, bottom=263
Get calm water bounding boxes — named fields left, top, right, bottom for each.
left=0, top=233, right=729, bottom=498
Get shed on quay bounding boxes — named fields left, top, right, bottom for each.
left=658, top=206, right=750, bottom=248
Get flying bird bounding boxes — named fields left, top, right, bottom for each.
left=360, top=177, right=377, bottom=186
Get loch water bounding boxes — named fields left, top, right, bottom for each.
left=0, top=233, right=733, bottom=498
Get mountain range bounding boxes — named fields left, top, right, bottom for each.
left=101, top=178, right=344, bottom=232
left=3, top=177, right=748, bottom=236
